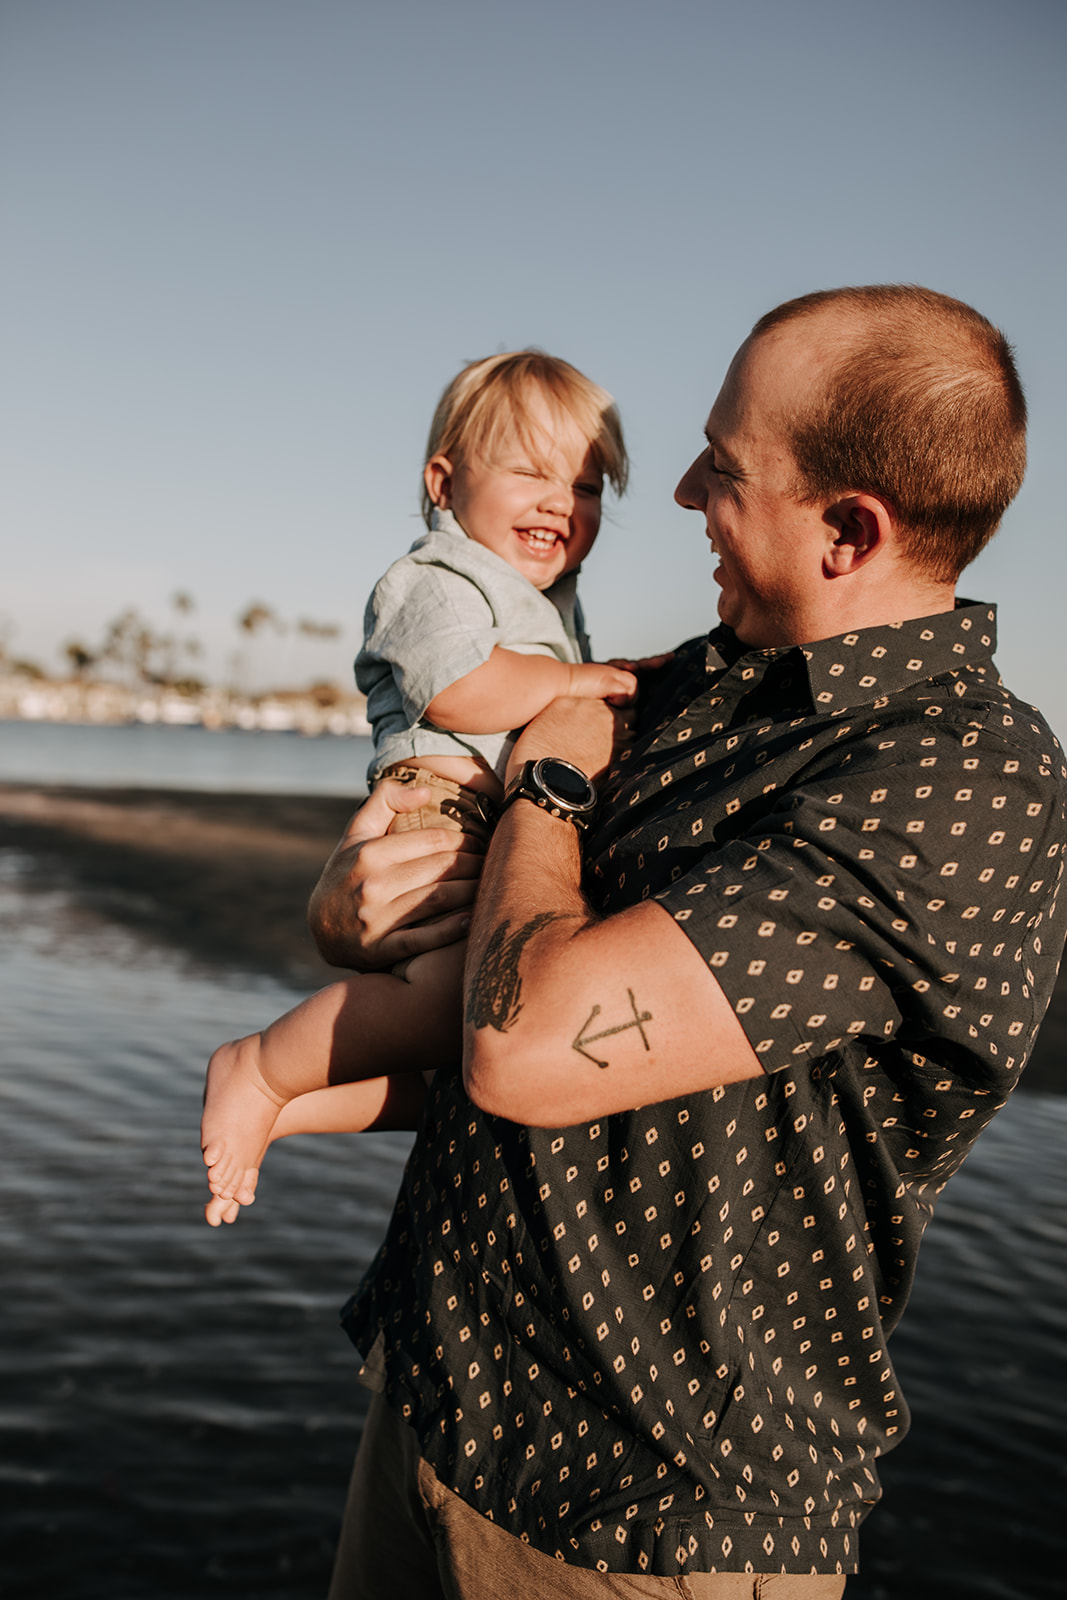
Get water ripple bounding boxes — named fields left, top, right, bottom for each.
left=1, top=870, right=1063, bottom=1598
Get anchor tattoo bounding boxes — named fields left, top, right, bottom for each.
left=573, top=989, right=653, bottom=1068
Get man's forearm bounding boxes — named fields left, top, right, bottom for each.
left=463, top=807, right=588, bottom=1037
left=459, top=695, right=761, bottom=1125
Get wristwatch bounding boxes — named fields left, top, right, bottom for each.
left=499, top=758, right=599, bottom=831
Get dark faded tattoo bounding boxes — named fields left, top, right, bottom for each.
left=573, top=990, right=653, bottom=1069
left=466, top=913, right=562, bottom=1033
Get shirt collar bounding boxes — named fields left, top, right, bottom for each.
left=427, top=504, right=581, bottom=621
left=706, top=600, right=998, bottom=712
left=429, top=506, right=461, bottom=537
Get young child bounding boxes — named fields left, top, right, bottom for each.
left=200, top=351, right=635, bottom=1225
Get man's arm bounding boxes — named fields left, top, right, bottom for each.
left=462, top=700, right=762, bottom=1127
left=425, top=648, right=636, bottom=734
left=309, top=655, right=635, bottom=969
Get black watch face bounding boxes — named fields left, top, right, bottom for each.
left=537, top=758, right=595, bottom=808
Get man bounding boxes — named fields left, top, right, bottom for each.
left=311, top=286, right=1067, bottom=1597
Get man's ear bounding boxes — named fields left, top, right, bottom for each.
left=823, top=494, right=895, bottom=576
left=424, top=455, right=454, bottom=509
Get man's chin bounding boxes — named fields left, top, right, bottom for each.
left=717, top=595, right=744, bottom=637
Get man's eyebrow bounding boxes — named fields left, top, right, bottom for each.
left=703, top=429, right=745, bottom=474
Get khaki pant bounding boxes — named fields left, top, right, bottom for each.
left=378, top=763, right=498, bottom=845
left=327, top=1393, right=848, bottom=1600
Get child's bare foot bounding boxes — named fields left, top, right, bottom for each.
left=205, top=1190, right=242, bottom=1226
left=204, top=1167, right=260, bottom=1227
left=201, top=1034, right=286, bottom=1205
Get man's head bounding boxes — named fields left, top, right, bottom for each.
left=675, top=285, right=1026, bottom=648
left=752, top=285, right=1027, bottom=582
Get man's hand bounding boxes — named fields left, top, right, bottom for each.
left=307, top=780, right=484, bottom=971
left=505, top=696, right=624, bottom=788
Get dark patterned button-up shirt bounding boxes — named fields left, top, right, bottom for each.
left=343, top=601, right=1067, bottom=1578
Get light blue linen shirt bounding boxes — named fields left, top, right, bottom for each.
left=355, top=509, right=592, bottom=782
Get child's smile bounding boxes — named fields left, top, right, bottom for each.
left=519, top=527, right=563, bottom=553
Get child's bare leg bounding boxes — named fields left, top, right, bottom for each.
left=201, top=984, right=358, bottom=1206
left=203, top=1071, right=429, bottom=1226
left=201, top=941, right=466, bottom=1218
left=270, top=1069, right=429, bottom=1140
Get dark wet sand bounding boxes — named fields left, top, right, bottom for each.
left=0, top=780, right=1064, bottom=1091
left=0, top=782, right=358, bottom=987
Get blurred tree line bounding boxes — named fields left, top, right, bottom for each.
left=2, top=593, right=344, bottom=697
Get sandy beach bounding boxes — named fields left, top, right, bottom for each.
left=1, top=779, right=1063, bottom=1092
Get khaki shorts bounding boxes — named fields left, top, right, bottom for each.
left=376, top=763, right=498, bottom=846
left=328, top=1391, right=848, bottom=1600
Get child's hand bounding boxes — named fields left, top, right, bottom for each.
left=607, top=651, right=675, bottom=676
left=565, top=661, right=638, bottom=707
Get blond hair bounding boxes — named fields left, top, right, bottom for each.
left=751, top=285, right=1027, bottom=581
left=420, top=350, right=628, bottom=527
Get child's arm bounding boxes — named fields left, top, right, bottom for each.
left=425, top=649, right=636, bottom=736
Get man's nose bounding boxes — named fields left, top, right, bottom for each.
left=674, top=456, right=703, bottom=510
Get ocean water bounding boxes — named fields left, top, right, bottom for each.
left=0, top=719, right=375, bottom=796
left=0, top=856, right=402, bottom=1598
left=1, top=726, right=1065, bottom=1597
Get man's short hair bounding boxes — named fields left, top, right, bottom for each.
left=752, top=285, right=1027, bottom=581
left=421, top=350, right=628, bottom=527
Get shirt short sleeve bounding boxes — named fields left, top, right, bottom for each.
left=655, top=727, right=1064, bottom=1081
left=361, top=560, right=503, bottom=724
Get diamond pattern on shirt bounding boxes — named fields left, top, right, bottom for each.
left=344, top=601, right=1067, bottom=1579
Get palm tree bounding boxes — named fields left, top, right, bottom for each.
left=233, top=602, right=285, bottom=694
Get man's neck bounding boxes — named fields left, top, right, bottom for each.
left=733, top=584, right=958, bottom=653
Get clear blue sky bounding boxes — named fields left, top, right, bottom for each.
left=4, top=1, right=1066, bottom=727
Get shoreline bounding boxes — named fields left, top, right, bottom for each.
left=0, top=782, right=359, bottom=987
left=0, top=780, right=1063, bottom=1092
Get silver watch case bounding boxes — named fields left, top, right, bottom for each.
left=501, top=758, right=598, bottom=831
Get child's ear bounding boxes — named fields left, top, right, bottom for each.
left=424, top=455, right=454, bottom=509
